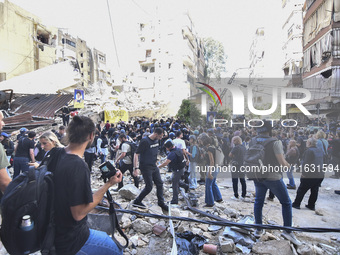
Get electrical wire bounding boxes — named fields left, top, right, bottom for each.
left=95, top=206, right=340, bottom=233
left=130, top=0, right=152, bottom=16
left=8, top=48, right=35, bottom=75
left=106, top=0, right=120, bottom=68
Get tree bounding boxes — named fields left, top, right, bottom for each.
left=203, top=37, right=227, bottom=81
left=177, top=99, right=202, bottom=127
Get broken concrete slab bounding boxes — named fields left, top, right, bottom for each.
left=219, top=236, right=235, bottom=253
left=252, top=240, right=293, bottom=255
left=118, top=184, right=141, bottom=200
left=132, top=219, right=153, bottom=234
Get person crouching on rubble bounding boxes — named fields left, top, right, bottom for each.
left=53, top=115, right=123, bottom=255
left=158, top=139, right=189, bottom=205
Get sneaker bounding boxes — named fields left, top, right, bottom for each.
left=281, top=231, right=302, bottom=246
left=254, top=229, right=265, bottom=238
left=292, top=204, right=301, bottom=209
left=330, top=175, right=339, bottom=179
left=239, top=197, right=245, bottom=201
left=216, top=199, right=223, bottom=203
left=267, top=197, right=274, bottom=202
left=286, top=184, right=296, bottom=190
left=132, top=200, right=146, bottom=208
left=335, top=190, right=340, bottom=195
left=305, top=204, right=315, bottom=211
left=231, top=196, right=239, bottom=201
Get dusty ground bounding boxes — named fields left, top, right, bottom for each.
left=1, top=148, right=339, bottom=254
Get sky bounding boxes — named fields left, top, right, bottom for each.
left=9, top=0, right=284, bottom=77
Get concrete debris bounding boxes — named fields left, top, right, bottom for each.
left=315, top=209, right=324, bottom=216
left=296, top=244, right=313, bottom=255
left=219, top=236, right=235, bottom=253
left=235, top=243, right=251, bottom=254
left=252, top=240, right=294, bottom=255
left=260, top=232, right=280, bottom=241
left=118, top=184, right=141, bottom=200
left=132, top=219, right=153, bottom=234
left=223, top=208, right=240, bottom=218
left=129, top=235, right=139, bottom=247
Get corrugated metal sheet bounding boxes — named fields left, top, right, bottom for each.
left=11, top=94, right=73, bottom=119
left=3, top=112, right=33, bottom=125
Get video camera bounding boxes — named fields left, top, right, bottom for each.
left=99, top=160, right=117, bottom=182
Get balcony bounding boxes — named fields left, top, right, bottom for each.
left=183, top=54, right=194, bottom=67
left=182, top=26, right=194, bottom=41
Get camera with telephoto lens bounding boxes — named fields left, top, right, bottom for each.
left=99, top=160, right=117, bottom=182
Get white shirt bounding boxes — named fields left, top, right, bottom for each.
left=173, top=138, right=186, bottom=150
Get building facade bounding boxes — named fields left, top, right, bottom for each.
left=302, top=0, right=340, bottom=120
left=282, top=0, right=305, bottom=119
left=136, top=12, right=205, bottom=115
left=0, top=0, right=58, bottom=81
left=0, top=0, right=109, bottom=89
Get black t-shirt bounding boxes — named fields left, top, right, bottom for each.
left=15, top=137, right=35, bottom=158
left=136, top=136, right=159, bottom=168
left=54, top=150, right=93, bottom=255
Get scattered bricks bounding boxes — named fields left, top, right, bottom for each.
left=153, top=225, right=167, bottom=236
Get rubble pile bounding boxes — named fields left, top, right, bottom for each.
left=87, top=159, right=340, bottom=255
left=82, top=82, right=167, bottom=118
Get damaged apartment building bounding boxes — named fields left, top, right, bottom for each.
left=302, top=0, right=340, bottom=120
left=0, top=0, right=113, bottom=128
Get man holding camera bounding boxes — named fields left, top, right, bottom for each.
left=132, top=127, right=169, bottom=212
left=53, top=116, right=123, bottom=255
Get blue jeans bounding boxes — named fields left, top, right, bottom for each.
left=205, top=177, right=222, bottom=205
left=189, top=162, right=197, bottom=189
left=286, top=165, right=296, bottom=187
left=13, top=157, right=29, bottom=179
left=76, top=229, right=122, bottom=255
left=254, top=179, right=292, bottom=231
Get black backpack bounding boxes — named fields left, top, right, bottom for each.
left=0, top=148, right=63, bottom=255
left=120, top=141, right=137, bottom=165
left=244, top=137, right=277, bottom=181
left=173, top=149, right=186, bottom=171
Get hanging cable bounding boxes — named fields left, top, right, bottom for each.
left=106, top=0, right=120, bottom=68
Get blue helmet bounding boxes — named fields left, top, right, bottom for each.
left=20, top=127, right=27, bottom=134
left=169, top=132, right=175, bottom=139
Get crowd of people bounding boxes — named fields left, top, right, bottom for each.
left=0, top=115, right=339, bottom=254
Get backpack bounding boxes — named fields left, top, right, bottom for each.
left=190, top=145, right=200, bottom=163
left=0, top=148, right=63, bottom=255
left=120, top=141, right=137, bottom=165
left=244, top=137, right=277, bottom=181
left=173, top=149, right=186, bottom=171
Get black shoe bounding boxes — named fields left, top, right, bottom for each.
left=292, top=203, right=300, bottom=209
left=335, top=190, right=340, bottom=195
left=158, top=203, right=169, bottom=212
left=132, top=200, right=146, bottom=208
left=305, top=204, right=315, bottom=211
left=216, top=199, right=223, bottom=203
left=170, top=201, right=178, bottom=205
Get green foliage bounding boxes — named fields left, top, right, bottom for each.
left=176, top=99, right=202, bottom=126
left=203, top=37, right=227, bottom=81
